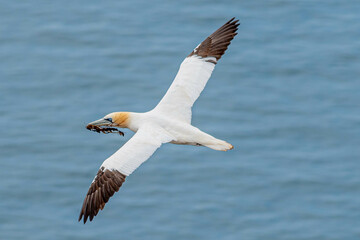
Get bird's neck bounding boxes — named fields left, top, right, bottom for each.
left=113, top=112, right=131, bottom=128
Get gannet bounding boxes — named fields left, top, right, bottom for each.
left=79, top=18, right=239, bottom=223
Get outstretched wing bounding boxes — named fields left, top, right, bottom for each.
left=78, top=125, right=172, bottom=223
left=154, top=18, right=239, bottom=123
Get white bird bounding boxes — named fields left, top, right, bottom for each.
left=79, top=18, right=239, bottom=223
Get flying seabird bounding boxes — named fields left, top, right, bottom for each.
left=79, top=18, right=239, bottom=223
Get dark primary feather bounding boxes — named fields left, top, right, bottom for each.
left=188, top=17, right=240, bottom=62
left=78, top=167, right=126, bottom=223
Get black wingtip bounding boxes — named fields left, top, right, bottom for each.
left=227, top=17, right=235, bottom=23
left=188, top=17, right=240, bottom=60
left=79, top=214, right=89, bottom=224
left=228, top=17, right=241, bottom=27
left=78, top=168, right=126, bottom=224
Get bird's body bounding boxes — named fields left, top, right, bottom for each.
left=79, top=18, right=240, bottom=223
left=120, top=111, right=233, bottom=149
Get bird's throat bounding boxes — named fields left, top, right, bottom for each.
left=113, top=112, right=130, bottom=128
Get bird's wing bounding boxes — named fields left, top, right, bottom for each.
left=154, top=18, right=239, bottom=123
left=78, top=125, right=172, bottom=223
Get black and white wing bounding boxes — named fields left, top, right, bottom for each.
left=154, top=18, right=239, bottom=123
left=78, top=125, right=172, bottom=223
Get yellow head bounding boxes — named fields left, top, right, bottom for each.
left=88, top=112, right=130, bottom=128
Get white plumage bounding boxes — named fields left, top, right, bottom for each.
left=155, top=55, right=217, bottom=123
left=79, top=18, right=239, bottom=223
left=102, top=124, right=172, bottom=176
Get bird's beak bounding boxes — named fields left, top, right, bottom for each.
left=88, top=118, right=112, bottom=127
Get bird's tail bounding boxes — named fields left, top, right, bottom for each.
left=204, top=139, right=234, bottom=151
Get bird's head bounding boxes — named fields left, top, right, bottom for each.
left=87, top=112, right=130, bottom=129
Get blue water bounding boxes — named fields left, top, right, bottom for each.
left=1, top=1, right=360, bottom=239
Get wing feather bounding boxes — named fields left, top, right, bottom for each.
left=78, top=125, right=172, bottom=223
left=154, top=18, right=239, bottom=122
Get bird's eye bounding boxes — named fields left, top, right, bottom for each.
left=104, top=118, right=113, bottom=122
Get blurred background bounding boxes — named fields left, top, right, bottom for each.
left=1, top=0, right=359, bottom=239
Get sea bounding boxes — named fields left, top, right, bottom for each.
left=1, top=1, right=359, bottom=239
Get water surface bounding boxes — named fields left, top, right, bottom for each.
left=1, top=1, right=360, bottom=239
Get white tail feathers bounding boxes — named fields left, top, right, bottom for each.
left=205, top=139, right=234, bottom=151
